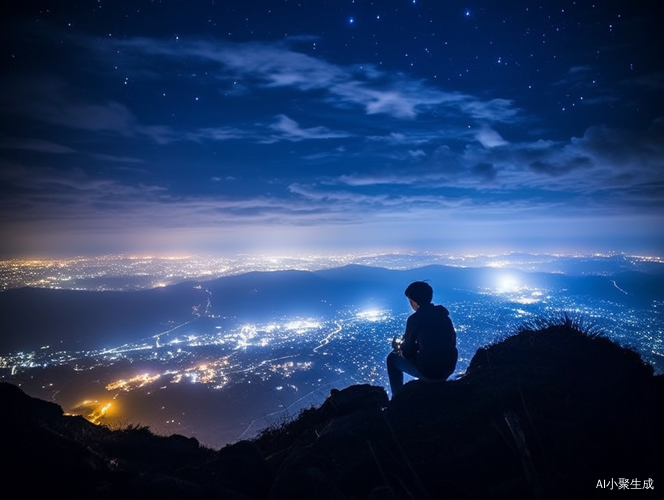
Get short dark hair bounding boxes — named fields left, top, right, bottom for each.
left=404, top=281, right=433, bottom=306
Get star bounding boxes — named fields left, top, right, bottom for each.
left=0, top=0, right=661, bottom=258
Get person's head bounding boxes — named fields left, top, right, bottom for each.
left=404, top=281, right=433, bottom=307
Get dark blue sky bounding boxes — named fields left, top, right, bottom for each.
left=1, top=0, right=662, bottom=258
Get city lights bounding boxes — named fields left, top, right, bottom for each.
left=1, top=253, right=661, bottom=448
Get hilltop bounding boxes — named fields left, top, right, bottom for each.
left=2, top=318, right=661, bottom=499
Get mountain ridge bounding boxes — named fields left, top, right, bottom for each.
left=2, top=318, right=661, bottom=499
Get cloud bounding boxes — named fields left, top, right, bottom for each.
left=1, top=31, right=525, bottom=158
left=336, top=173, right=417, bottom=187
left=2, top=24, right=662, bottom=257
left=93, top=154, right=145, bottom=164
left=0, top=163, right=165, bottom=204
left=475, top=125, right=508, bottom=148
left=452, top=122, right=664, bottom=210
left=0, top=137, right=76, bottom=154
left=527, top=157, right=592, bottom=177
left=266, top=115, right=351, bottom=142
left=320, top=119, right=664, bottom=218
left=632, top=72, right=664, bottom=91
left=7, top=77, right=137, bottom=133
left=459, top=98, right=519, bottom=122
left=0, top=161, right=301, bottom=231
left=111, top=36, right=519, bottom=122
left=328, top=79, right=467, bottom=119
left=368, top=130, right=448, bottom=145
left=287, top=182, right=469, bottom=214
left=186, top=127, right=253, bottom=142
left=0, top=76, right=183, bottom=144
left=471, top=163, right=498, bottom=181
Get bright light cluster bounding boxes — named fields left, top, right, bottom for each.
left=285, top=319, right=322, bottom=332
left=356, top=309, right=387, bottom=322
left=68, top=399, right=116, bottom=425
left=491, top=274, right=546, bottom=305
left=106, top=373, right=161, bottom=391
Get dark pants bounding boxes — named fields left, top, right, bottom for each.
left=386, top=350, right=422, bottom=397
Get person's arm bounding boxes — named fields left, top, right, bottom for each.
left=400, top=315, right=418, bottom=359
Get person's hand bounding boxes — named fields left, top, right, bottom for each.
left=391, top=336, right=401, bottom=351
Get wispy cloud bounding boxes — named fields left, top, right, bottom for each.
left=111, top=36, right=521, bottom=123
left=265, top=115, right=351, bottom=142
left=475, top=125, right=509, bottom=148
left=1, top=32, right=525, bottom=152
left=0, top=137, right=76, bottom=154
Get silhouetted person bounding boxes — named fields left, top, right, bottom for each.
left=387, top=281, right=457, bottom=397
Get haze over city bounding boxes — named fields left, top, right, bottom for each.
left=1, top=1, right=663, bottom=258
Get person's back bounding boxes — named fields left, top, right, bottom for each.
left=402, top=302, right=457, bottom=380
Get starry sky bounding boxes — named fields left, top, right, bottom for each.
left=1, top=0, right=662, bottom=258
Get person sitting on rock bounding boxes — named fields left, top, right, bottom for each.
left=386, top=281, right=458, bottom=397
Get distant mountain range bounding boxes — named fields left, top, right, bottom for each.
left=1, top=264, right=663, bottom=353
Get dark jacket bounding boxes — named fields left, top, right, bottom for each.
left=401, top=303, right=457, bottom=379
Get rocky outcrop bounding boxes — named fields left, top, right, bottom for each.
left=2, top=320, right=661, bottom=499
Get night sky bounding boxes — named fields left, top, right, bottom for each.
left=1, top=1, right=662, bottom=258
